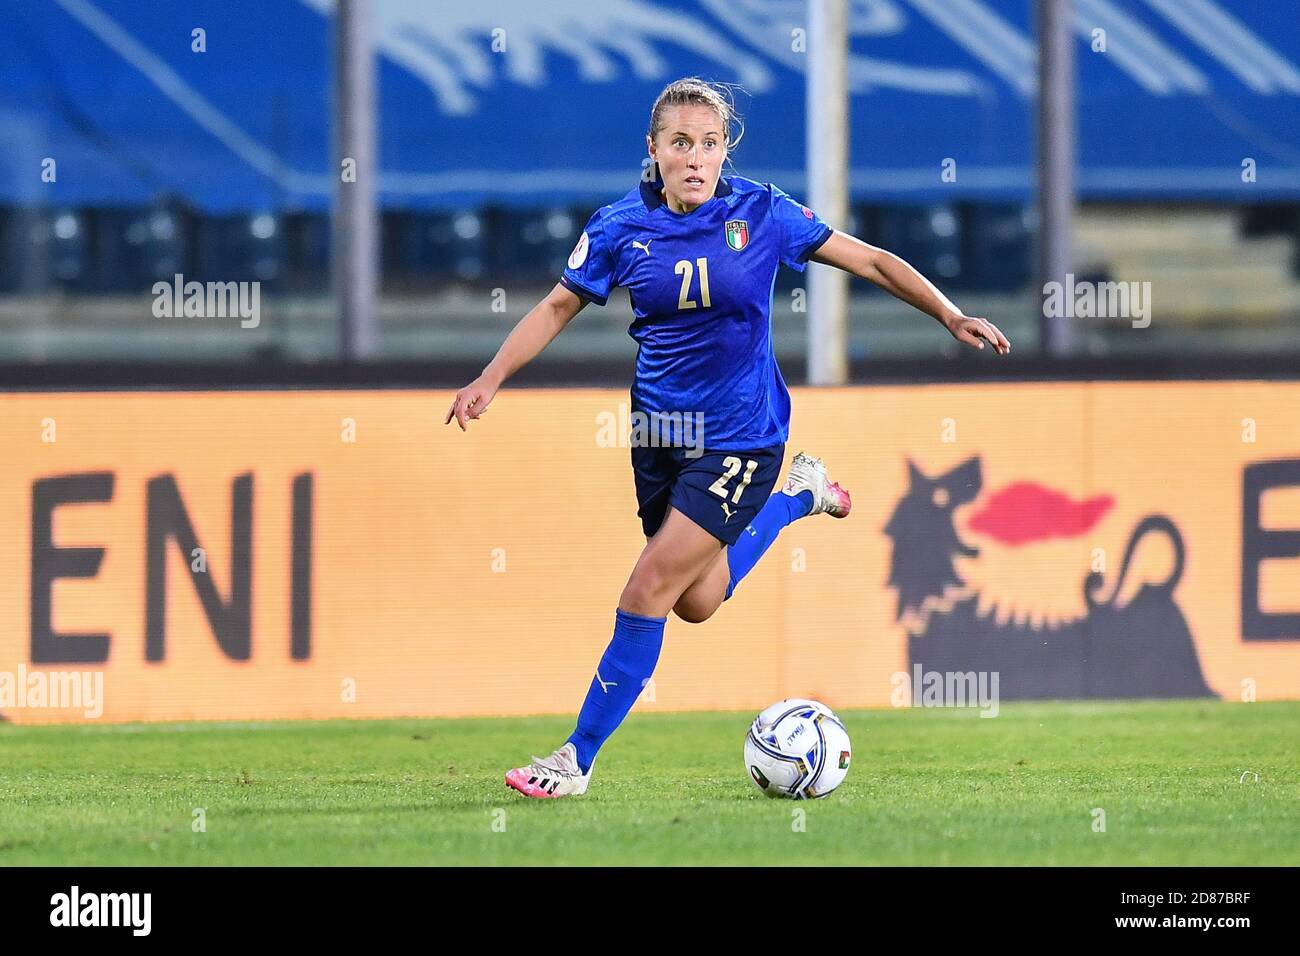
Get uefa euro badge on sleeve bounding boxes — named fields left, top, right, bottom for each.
left=568, top=231, right=589, bottom=269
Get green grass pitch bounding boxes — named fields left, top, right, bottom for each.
left=1, top=700, right=1296, bottom=866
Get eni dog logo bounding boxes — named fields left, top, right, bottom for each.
left=884, top=456, right=1216, bottom=700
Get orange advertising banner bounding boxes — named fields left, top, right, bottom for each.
left=1, top=384, right=1297, bottom=724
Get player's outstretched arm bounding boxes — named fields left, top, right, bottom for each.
left=444, top=282, right=587, bottom=430
left=809, top=230, right=1010, bottom=355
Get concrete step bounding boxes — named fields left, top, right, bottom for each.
left=1077, top=210, right=1242, bottom=250
left=1102, top=262, right=1297, bottom=290
left=1083, top=238, right=1295, bottom=272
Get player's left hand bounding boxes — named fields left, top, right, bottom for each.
left=943, top=312, right=1011, bottom=355
left=444, top=375, right=499, bottom=431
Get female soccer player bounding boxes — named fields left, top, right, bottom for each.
left=445, top=78, right=1010, bottom=798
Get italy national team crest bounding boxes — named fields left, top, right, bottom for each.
left=725, top=219, right=749, bottom=252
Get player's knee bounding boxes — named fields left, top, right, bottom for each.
left=621, top=565, right=679, bottom=613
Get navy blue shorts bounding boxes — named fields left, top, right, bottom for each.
left=632, top=444, right=786, bottom=546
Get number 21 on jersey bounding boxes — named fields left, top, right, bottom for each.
left=674, top=257, right=711, bottom=310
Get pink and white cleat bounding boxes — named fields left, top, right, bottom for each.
left=782, top=452, right=852, bottom=518
left=504, top=742, right=591, bottom=798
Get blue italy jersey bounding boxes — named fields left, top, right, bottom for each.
left=560, top=169, right=833, bottom=450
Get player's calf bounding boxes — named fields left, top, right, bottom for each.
left=673, top=551, right=730, bottom=623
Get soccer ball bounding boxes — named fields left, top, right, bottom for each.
left=744, top=698, right=852, bottom=799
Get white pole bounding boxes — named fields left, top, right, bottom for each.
left=333, top=0, right=378, bottom=360
left=806, top=0, right=850, bottom=385
left=1036, top=0, right=1077, bottom=355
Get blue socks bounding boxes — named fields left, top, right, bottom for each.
left=725, top=490, right=814, bottom=599
left=566, top=609, right=666, bottom=773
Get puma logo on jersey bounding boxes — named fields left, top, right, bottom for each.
left=595, top=669, right=618, bottom=693
left=631, top=239, right=653, bottom=256
left=721, top=502, right=736, bottom=522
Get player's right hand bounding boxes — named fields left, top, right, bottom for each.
left=444, top=375, right=499, bottom=431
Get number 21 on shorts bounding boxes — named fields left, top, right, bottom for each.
left=709, top=456, right=758, bottom=504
